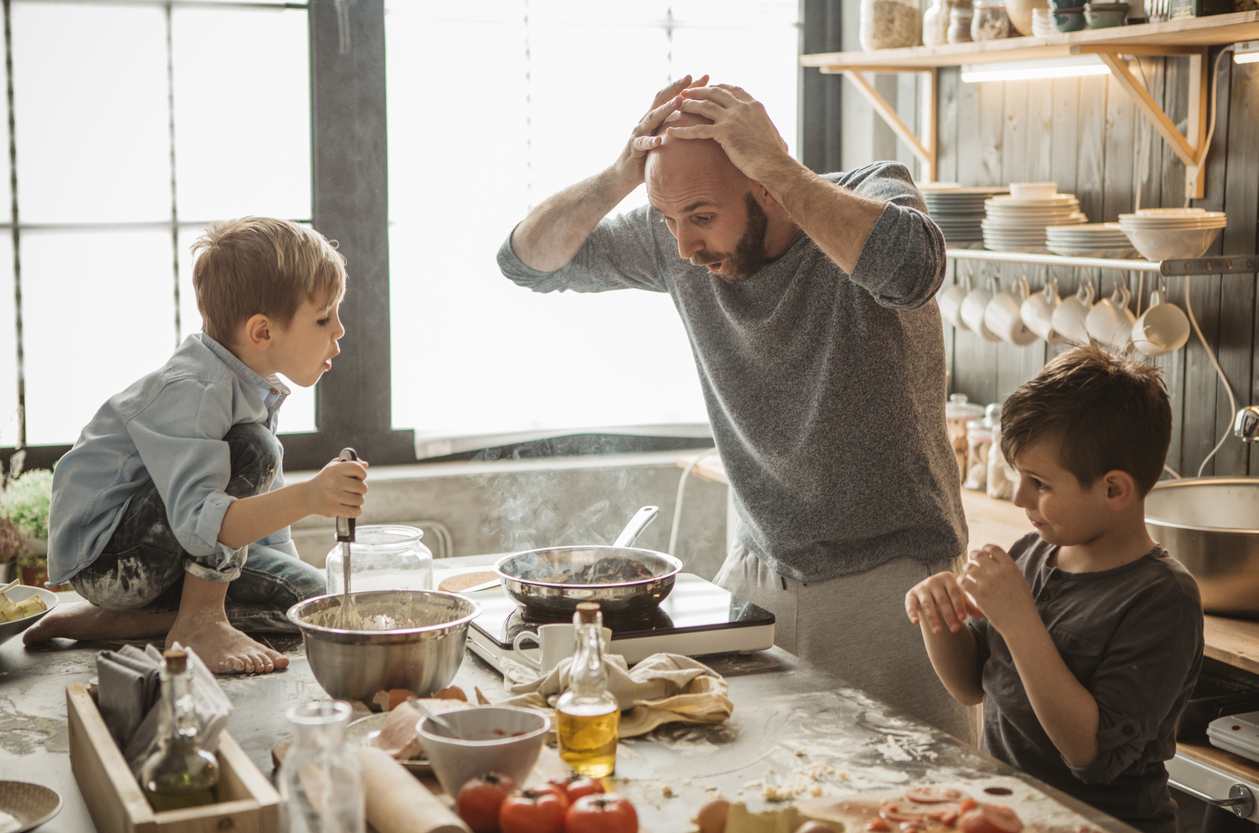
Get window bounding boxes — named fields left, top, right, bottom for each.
left=384, top=1, right=801, bottom=455
left=4, top=0, right=312, bottom=457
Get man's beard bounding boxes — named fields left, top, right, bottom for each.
left=691, top=193, right=770, bottom=283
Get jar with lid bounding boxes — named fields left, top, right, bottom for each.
left=278, top=700, right=365, bottom=833
left=982, top=405, right=1017, bottom=500
left=860, top=0, right=921, bottom=50
left=325, top=525, right=433, bottom=595
left=971, top=1, right=1010, bottom=39
left=963, top=406, right=999, bottom=491
left=948, top=8, right=975, bottom=42
left=924, top=0, right=970, bottom=46
left=945, top=394, right=985, bottom=482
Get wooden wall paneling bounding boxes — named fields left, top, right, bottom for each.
left=1075, top=75, right=1107, bottom=232
left=951, top=75, right=1001, bottom=405
left=1045, top=78, right=1082, bottom=364
left=1129, top=58, right=1167, bottom=323
left=1102, top=70, right=1138, bottom=224
left=937, top=67, right=960, bottom=378
left=898, top=72, right=922, bottom=180
left=1217, top=60, right=1259, bottom=477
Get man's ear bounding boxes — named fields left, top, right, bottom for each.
left=243, top=313, right=273, bottom=351
left=1103, top=469, right=1138, bottom=511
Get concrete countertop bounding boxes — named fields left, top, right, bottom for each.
left=0, top=572, right=1128, bottom=833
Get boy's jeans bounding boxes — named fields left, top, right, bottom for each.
left=70, top=422, right=325, bottom=633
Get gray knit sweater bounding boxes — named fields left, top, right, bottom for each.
left=497, top=161, right=967, bottom=583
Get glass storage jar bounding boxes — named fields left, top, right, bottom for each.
left=972, top=1, right=1011, bottom=38
left=278, top=700, right=365, bottom=833
left=924, top=0, right=971, bottom=45
left=860, top=0, right=921, bottom=50
left=325, top=524, right=433, bottom=594
left=945, top=394, right=985, bottom=482
left=948, top=8, right=975, bottom=41
left=963, top=406, right=999, bottom=491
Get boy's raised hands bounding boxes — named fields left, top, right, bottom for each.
left=307, top=455, right=369, bottom=518
left=905, top=570, right=983, bottom=634
left=958, top=544, right=1038, bottom=634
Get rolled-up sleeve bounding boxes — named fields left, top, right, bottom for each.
left=125, top=380, right=247, bottom=579
left=843, top=163, right=947, bottom=310
left=1068, top=596, right=1203, bottom=784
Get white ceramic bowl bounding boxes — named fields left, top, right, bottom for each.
left=417, top=707, right=550, bottom=797
left=1123, top=226, right=1223, bottom=261
left=0, top=585, right=58, bottom=648
left=1008, top=181, right=1058, bottom=200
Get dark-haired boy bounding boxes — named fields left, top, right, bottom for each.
left=905, top=345, right=1202, bottom=833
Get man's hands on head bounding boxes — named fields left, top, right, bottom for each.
left=669, top=84, right=793, bottom=184
left=611, top=73, right=709, bottom=190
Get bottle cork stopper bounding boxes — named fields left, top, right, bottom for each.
left=575, top=602, right=600, bottom=625
left=164, top=649, right=188, bottom=673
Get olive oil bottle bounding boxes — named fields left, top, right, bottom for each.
left=140, top=649, right=218, bottom=811
left=556, top=602, right=619, bottom=777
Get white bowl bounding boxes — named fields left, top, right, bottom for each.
left=417, top=707, right=550, bottom=797
left=1123, top=226, right=1223, bottom=261
left=1009, top=182, right=1058, bottom=200
left=0, top=585, right=58, bottom=648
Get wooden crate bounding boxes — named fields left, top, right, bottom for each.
left=66, top=683, right=280, bottom=833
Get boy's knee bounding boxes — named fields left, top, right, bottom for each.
left=224, top=423, right=282, bottom=497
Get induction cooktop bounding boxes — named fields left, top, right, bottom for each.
left=466, top=572, right=775, bottom=669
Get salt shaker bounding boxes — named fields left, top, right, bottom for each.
left=278, top=700, right=365, bottom=833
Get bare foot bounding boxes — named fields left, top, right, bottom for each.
left=166, top=616, right=289, bottom=675
left=23, top=601, right=175, bottom=645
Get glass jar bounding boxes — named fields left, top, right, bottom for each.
left=945, top=394, right=985, bottom=483
left=860, top=0, right=921, bottom=50
left=278, top=700, right=365, bottom=833
left=924, top=0, right=969, bottom=45
left=948, top=8, right=975, bottom=42
left=982, top=405, right=1016, bottom=500
left=325, top=525, right=433, bottom=594
left=972, top=1, right=1011, bottom=39
left=963, top=406, right=999, bottom=491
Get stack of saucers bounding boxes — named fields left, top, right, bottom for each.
left=920, top=183, right=1009, bottom=248
left=1045, top=223, right=1137, bottom=258
left=1118, top=208, right=1227, bottom=261
left=1032, top=7, right=1057, bottom=36
left=982, top=182, right=1087, bottom=253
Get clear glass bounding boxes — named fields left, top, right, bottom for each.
left=948, top=8, right=975, bottom=42
left=859, top=0, right=921, bottom=50
left=140, top=653, right=219, bottom=812
left=278, top=700, right=365, bottom=833
left=971, top=3, right=1010, bottom=40
left=556, top=606, right=619, bottom=777
left=325, top=525, right=433, bottom=594
left=924, top=0, right=972, bottom=45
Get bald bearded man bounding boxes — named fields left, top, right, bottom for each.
left=497, top=76, right=973, bottom=742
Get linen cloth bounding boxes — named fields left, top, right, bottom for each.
left=498, top=652, right=733, bottom=737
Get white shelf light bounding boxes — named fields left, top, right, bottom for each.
left=960, top=55, right=1110, bottom=83
left=1236, top=40, right=1259, bottom=65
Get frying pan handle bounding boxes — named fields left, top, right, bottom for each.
left=613, top=505, right=660, bottom=548
left=335, top=447, right=359, bottom=543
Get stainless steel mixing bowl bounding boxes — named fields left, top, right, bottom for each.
left=1146, top=477, right=1259, bottom=618
left=494, top=546, right=683, bottom=616
left=286, top=590, right=481, bottom=701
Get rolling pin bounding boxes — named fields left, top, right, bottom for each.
left=355, top=747, right=470, bottom=833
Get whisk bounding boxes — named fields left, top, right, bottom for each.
left=334, top=447, right=363, bottom=630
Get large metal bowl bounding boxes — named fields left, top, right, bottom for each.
left=286, top=590, right=480, bottom=701
left=494, top=546, right=683, bottom=617
left=1146, top=477, right=1259, bottom=618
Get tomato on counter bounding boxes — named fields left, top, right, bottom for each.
left=564, top=793, right=638, bottom=833
left=457, top=773, right=518, bottom=833
left=499, top=789, right=569, bottom=833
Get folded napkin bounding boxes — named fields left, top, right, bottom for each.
left=498, top=652, right=733, bottom=737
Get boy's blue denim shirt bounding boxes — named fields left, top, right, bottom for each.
left=47, top=332, right=298, bottom=586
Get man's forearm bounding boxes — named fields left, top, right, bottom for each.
left=755, top=157, right=887, bottom=275
left=511, top=167, right=639, bottom=272
left=1004, top=625, right=1101, bottom=768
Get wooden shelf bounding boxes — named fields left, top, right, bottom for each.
left=799, top=12, right=1259, bottom=71
left=800, top=13, right=1259, bottom=198
left=1177, top=737, right=1259, bottom=786
left=1205, top=616, right=1259, bottom=678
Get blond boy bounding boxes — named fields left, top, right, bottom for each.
left=906, top=346, right=1202, bottom=833
left=28, top=218, right=367, bottom=674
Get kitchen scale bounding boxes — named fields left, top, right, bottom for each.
left=467, top=572, right=776, bottom=671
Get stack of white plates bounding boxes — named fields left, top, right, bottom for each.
left=1118, top=208, right=1227, bottom=261
left=1032, top=7, right=1056, bottom=36
left=920, top=184, right=1009, bottom=248
left=1045, top=223, right=1137, bottom=258
left=982, top=193, right=1087, bottom=253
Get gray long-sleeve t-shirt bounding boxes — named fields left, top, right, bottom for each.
left=496, top=161, right=966, bottom=583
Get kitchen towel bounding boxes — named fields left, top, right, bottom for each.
left=497, top=652, right=733, bottom=737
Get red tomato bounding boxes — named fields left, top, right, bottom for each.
left=960, top=804, right=1024, bottom=833
left=565, top=793, right=639, bottom=833
left=905, top=786, right=967, bottom=804
left=456, top=773, right=517, bottom=833
left=547, top=774, right=605, bottom=804
left=499, top=790, right=568, bottom=833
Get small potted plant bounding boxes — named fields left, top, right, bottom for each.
left=0, top=514, right=22, bottom=584
left=2, top=469, right=54, bottom=587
